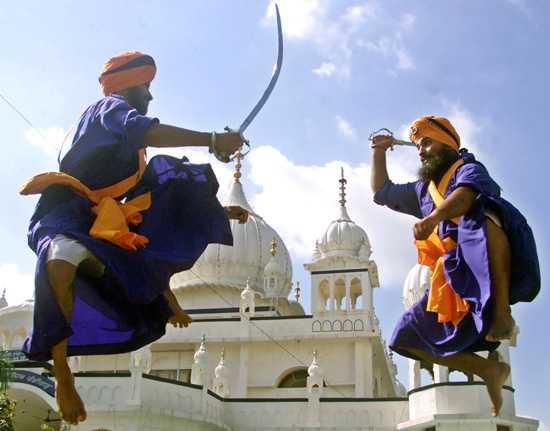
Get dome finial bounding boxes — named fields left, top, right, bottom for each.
left=294, top=281, right=301, bottom=302
left=0, top=289, right=7, bottom=309
left=339, top=167, right=347, bottom=208
left=233, top=147, right=242, bottom=183
left=270, top=237, right=277, bottom=257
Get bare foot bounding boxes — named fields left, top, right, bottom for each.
left=486, top=312, right=516, bottom=342
left=54, top=364, right=87, bottom=425
left=224, top=205, right=249, bottom=224
left=482, top=360, right=510, bottom=417
left=169, top=309, right=193, bottom=328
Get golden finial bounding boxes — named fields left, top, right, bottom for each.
left=270, top=237, right=277, bottom=257
left=339, top=167, right=347, bottom=207
left=234, top=148, right=242, bottom=183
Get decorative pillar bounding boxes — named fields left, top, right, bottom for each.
left=127, top=345, right=152, bottom=406
left=362, top=272, right=373, bottom=312
left=345, top=277, right=352, bottom=312
left=329, top=277, right=335, bottom=311
left=409, top=359, right=421, bottom=390
left=434, top=365, right=449, bottom=383
left=307, top=350, right=323, bottom=428
left=240, top=278, right=256, bottom=317
left=236, top=343, right=249, bottom=397
left=307, top=350, right=324, bottom=395
left=191, top=335, right=208, bottom=386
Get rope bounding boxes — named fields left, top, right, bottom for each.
left=188, top=268, right=349, bottom=397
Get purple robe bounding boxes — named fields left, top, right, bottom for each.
left=374, top=152, right=540, bottom=358
left=23, top=95, right=233, bottom=361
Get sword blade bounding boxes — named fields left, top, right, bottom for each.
left=393, top=139, right=416, bottom=147
left=238, top=3, right=283, bottom=133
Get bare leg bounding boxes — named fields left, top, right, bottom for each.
left=163, top=289, right=192, bottom=328
left=46, top=260, right=87, bottom=425
left=406, top=347, right=510, bottom=416
left=485, top=219, right=516, bottom=341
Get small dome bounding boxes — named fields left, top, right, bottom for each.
left=402, top=264, right=431, bottom=309
left=171, top=169, right=292, bottom=298
left=316, top=169, right=372, bottom=260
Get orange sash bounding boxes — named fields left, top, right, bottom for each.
left=416, top=159, right=470, bottom=326
left=20, top=149, right=151, bottom=251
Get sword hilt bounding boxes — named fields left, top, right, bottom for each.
left=369, top=128, right=416, bottom=150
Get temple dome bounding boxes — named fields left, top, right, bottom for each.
left=316, top=169, right=372, bottom=260
left=171, top=159, right=292, bottom=298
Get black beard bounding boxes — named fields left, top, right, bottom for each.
left=126, top=87, right=149, bottom=115
left=418, top=148, right=460, bottom=183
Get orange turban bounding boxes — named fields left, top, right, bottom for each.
left=409, top=116, right=461, bottom=151
left=99, top=51, right=156, bottom=96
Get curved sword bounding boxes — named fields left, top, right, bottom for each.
left=218, top=3, right=283, bottom=162
left=238, top=3, right=283, bottom=133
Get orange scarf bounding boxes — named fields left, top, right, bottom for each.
left=415, top=159, right=470, bottom=326
left=20, top=149, right=151, bottom=251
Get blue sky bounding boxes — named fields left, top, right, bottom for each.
left=1, top=0, right=548, bottom=426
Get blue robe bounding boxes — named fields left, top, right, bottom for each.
left=23, top=95, right=232, bottom=361
left=374, top=152, right=540, bottom=358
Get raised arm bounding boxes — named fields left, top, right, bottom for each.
left=370, top=135, right=394, bottom=193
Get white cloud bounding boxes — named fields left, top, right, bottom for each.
left=264, top=0, right=327, bottom=40
left=506, top=0, right=532, bottom=17
left=24, top=126, right=70, bottom=159
left=245, top=145, right=419, bottom=287
left=399, top=13, right=416, bottom=31
left=442, top=102, right=482, bottom=155
left=342, top=3, right=376, bottom=29
left=313, top=62, right=337, bottom=77
left=361, top=32, right=416, bottom=71
left=264, top=1, right=381, bottom=79
left=335, top=115, right=357, bottom=140
left=0, top=263, right=34, bottom=306
left=263, top=2, right=417, bottom=76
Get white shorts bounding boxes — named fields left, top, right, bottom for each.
left=47, top=235, right=105, bottom=275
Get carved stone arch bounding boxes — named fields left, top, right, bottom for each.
left=99, top=385, right=110, bottom=403
left=353, top=319, right=364, bottom=331
left=334, top=277, right=346, bottom=310
left=343, top=319, right=353, bottom=331
left=321, top=320, right=332, bottom=332
left=332, top=320, right=343, bottom=331
left=312, top=320, right=322, bottom=332
left=274, top=366, right=308, bottom=388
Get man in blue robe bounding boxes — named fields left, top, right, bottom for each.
left=20, top=51, right=248, bottom=424
left=370, top=115, right=539, bottom=416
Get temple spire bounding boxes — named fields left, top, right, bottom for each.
left=338, top=168, right=352, bottom=221
left=234, top=148, right=242, bottom=183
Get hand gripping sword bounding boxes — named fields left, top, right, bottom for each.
left=213, top=3, right=284, bottom=163
left=368, top=127, right=416, bottom=151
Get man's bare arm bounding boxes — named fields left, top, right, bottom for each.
left=144, top=123, right=242, bottom=155
left=413, top=186, right=477, bottom=240
left=370, top=136, right=393, bottom=193
left=144, top=124, right=210, bottom=148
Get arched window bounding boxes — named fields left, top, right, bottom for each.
left=277, top=368, right=308, bottom=388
